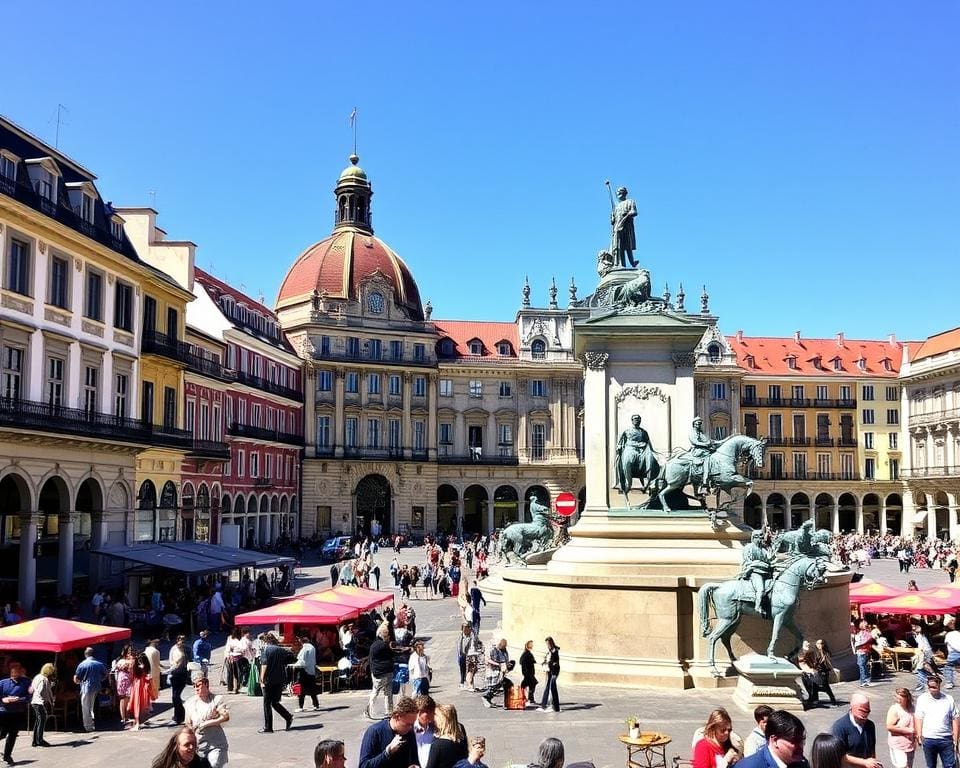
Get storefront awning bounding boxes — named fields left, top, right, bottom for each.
left=90, top=542, right=295, bottom=575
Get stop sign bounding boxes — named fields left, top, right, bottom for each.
left=555, top=492, right=577, bottom=517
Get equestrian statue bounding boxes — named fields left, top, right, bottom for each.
left=498, top=495, right=560, bottom=565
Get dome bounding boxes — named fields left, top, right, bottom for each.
left=276, top=229, right=424, bottom=321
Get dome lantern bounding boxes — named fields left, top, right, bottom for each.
left=334, top=154, right=373, bottom=233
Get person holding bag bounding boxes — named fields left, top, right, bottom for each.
left=538, top=637, right=560, bottom=713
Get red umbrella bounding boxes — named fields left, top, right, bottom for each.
left=860, top=593, right=957, bottom=616
left=0, top=617, right=131, bottom=653
left=234, top=599, right=359, bottom=626
left=849, top=582, right=905, bottom=605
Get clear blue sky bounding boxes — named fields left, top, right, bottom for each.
left=4, top=2, right=957, bottom=341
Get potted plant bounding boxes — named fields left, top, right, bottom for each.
left=626, top=717, right=640, bottom=740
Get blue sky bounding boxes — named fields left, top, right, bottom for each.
left=4, top=2, right=957, bottom=340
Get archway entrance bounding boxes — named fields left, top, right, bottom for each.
left=743, top=493, right=762, bottom=529
left=766, top=493, right=786, bottom=529
left=815, top=493, right=834, bottom=531
left=838, top=493, right=856, bottom=533
left=159, top=481, right=177, bottom=542
left=790, top=493, right=810, bottom=528
left=885, top=493, right=903, bottom=535
left=437, top=485, right=458, bottom=534
left=137, top=480, right=157, bottom=542
left=524, top=485, right=550, bottom=522
left=463, top=485, right=488, bottom=534
left=356, top=474, right=391, bottom=537
left=494, top=486, right=519, bottom=529
left=0, top=474, right=28, bottom=603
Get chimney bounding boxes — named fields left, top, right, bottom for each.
left=736, top=330, right=744, bottom=343
left=836, top=332, right=844, bottom=347
left=888, top=333, right=897, bottom=346
left=794, top=330, right=801, bottom=344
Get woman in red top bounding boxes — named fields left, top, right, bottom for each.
left=693, top=709, right=740, bottom=768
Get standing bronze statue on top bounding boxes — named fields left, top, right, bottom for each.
left=605, top=181, right=638, bottom=268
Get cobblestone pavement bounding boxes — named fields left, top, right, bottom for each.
left=17, top=550, right=955, bottom=768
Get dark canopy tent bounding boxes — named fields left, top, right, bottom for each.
left=90, top=542, right=294, bottom=575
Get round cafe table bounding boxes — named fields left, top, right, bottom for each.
left=618, top=732, right=671, bottom=768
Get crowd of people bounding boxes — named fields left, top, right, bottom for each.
left=831, top=534, right=960, bottom=579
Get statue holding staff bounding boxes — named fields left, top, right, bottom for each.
left=605, top=181, right=638, bottom=269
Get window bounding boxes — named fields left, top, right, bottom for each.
left=439, top=423, right=453, bottom=444
left=367, top=373, right=381, bottom=395
left=832, top=358, right=843, bottom=372
left=369, top=339, right=382, bottom=360
left=413, top=420, right=425, bottom=451
left=469, top=380, right=482, bottom=398
left=816, top=385, right=828, bottom=400
left=768, top=413, right=782, bottom=439
left=862, top=385, right=874, bottom=401
left=744, top=385, right=756, bottom=402
left=345, top=417, right=358, bottom=447
left=320, top=336, right=330, bottom=356
left=389, top=419, right=401, bottom=449
left=345, top=372, right=359, bottom=393
left=816, top=453, right=831, bottom=475
left=390, top=340, right=403, bottom=360
left=1, top=347, right=24, bottom=400
left=767, top=385, right=781, bottom=401
left=6, top=239, right=30, bottom=296
left=816, top=413, right=830, bottom=440
left=707, top=343, right=722, bottom=363
left=367, top=418, right=381, bottom=448
left=497, top=342, right=511, bottom=357
left=840, top=385, right=851, bottom=401
left=163, top=387, right=176, bottom=429
left=80, top=193, right=94, bottom=224
left=531, top=423, right=546, bottom=460
left=865, top=458, right=875, bottom=480
left=470, top=340, right=483, bottom=356
left=46, top=357, right=64, bottom=407
left=317, top=416, right=331, bottom=448
left=237, top=449, right=245, bottom=478
left=886, top=386, right=898, bottom=401
left=888, top=432, right=898, bottom=450
left=440, top=338, right=455, bottom=356
left=110, top=217, right=123, bottom=240
left=213, top=405, right=221, bottom=441
left=769, top=453, right=784, bottom=479
left=791, top=385, right=804, bottom=400
left=744, top=413, right=758, bottom=438
left=840, top=454, right=855, bottom=480
left=530, top=379, right=546, bottom=397
left=414, top=376, right=426, bottom=397
left=792, top=414, right=805, bottom=441
left=439, top=379, right=453, bottom=397
left=886, top=409, right=899, bottom=425
left=184, top=399, right=196, bottom=434
left=199, top=402, right=209, bottom=440
left=49, top=256, right=69, bottom=309
left=250, top=452, right=259, bottom=478
left=531, top=339, right=546, bottom=359
left=35, top=168, right=55, bottom=202
left=85, top=270, right=103, bottom=321
left=786, top=356, right=797, bottom=370
left=713, top=425, right=727, bottom=439
left=389, top=375, right=401, bottom=396
left=318, top=370, right=332, bottom=391
left=862, top=409, right=875, bottom=425
left=252, top=403, right=261, bottom=426
left=498, top=423, right=513, bottom=445
left=413, top=343, right=425, bottom=362
left=265, top=454, right=273, bottom=479
left=142, top=381, right=154, bottom=424
left=864, top=432, right=874, bottom=449
left=114, top=282, right=134, bottom=331
left=83, top=366, right=98, bottom=414
left=0, top=153, right=16, bottom=182
left=499, top=381, right=512, bottom=398
left=711, top=382, right=726, bottom=400
left=346, top=337, right=360, bottom=358
left=793, top=453, right=806, bottom=479
left=889, top=458, right=900, bottom=480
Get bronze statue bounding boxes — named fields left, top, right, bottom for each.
left=682, top=417, right=717, bottom=498
left=606, top=183, right=638, bottom=269
left=612, top=269, right=651, bottom=307
left=739, top=529, right=774, bottom=617
left=614, top=414, right=659, bottom=505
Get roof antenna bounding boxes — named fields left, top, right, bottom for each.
left=148, top=190, right=157, bottom=208
left=54, top=104, right=68, bottom=149
left=349, top=107, right=358, bottom=157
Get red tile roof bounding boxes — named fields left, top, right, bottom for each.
left=726, top=334, right=902, bottom=377
left=911, top=327, right=960, bottom=362
left=433, top=320, right=519, bottom=359
left=195, top=267, right=279, bottom=320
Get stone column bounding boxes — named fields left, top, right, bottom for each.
left=925, top=427, right=935, bottom=471
left=455, top=412, right=465, bottom=454
left=334, top=368, right=345, bottom=458
left=760, top=500, right=769, bottom=529
left=831, top=502, right=840, bottom=534
left=100, top=353, right=114, bottom=413
left=456, top=498, right=464, bottom=537
left=879, top=500, right=888, bottom=536
left=89, top=510, right=110, bottom=590
left=427, top=374, right=438, bottom=460
left=783, top=500, right=792, bottom=530
left=949, top=493, right=960, bottom=543
left=27, top=330, right=44, bottom=401
left=947, top=426, right=958, bottom=472
left=855, top=498, right=864, bottom=534
left=19, top=513, right=40, bottom=616
left=57, top=512, right=77, bottom=595
left=304, top=368, right=317, bottom=458
left=580, top=355, right=609, bottom=512
left=486, top=411, right=496, bottom=457
left=402, top=372, right=413, bottom=459
left=924, top=494, right=936, bottom=540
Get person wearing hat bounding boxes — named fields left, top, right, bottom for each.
left=145, top=638, right=162, bottom=699
left=193, top=631, right=213, bottom=675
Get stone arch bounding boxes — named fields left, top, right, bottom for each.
left=246, top=496, right=257, bottom=515
left=885, top=493, right=903, bottom=535
left=493, top=485, right=520, bottom=529
left=838, top=492, right=857, bottom=533
left=38, top=475, right=70, bottom=515
left=289, top=497, right=298, bottom=535
left=814, top=493, right=834, bottom=530
left=156, top=481, right=177, bottom=542
left=790, top=492, right=810, bottom=527
left=355, top=473, right=391, bottom=537
left=862, top=493, right=881, bottom=533
left=280, top=496, right=289, bottom=516
left=530, top=339, right=547, bottom=359
left=743, top=493, right=762, bottom=529
left=194, top=483, right=211, bottom=543
left=766, top=492, right=787, bottom=529
left=75, top=477, right=103, bottom=539
left=437, top=484, right=458, bottom=534
left=0, top=473, right=30, bottom=545
left=271, top=495, right=280, bottom=515
left=259, top=495, right=269, bottom=515
left=181, top=481, right=196, bottom=504
left=934, top=491, right=951, bottom=539
left=463, top=484, right=488, bottom=533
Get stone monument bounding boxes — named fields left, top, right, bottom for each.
left=500, top=180, right=854, bottom=690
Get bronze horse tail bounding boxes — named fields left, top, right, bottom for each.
left=699, top=583, right=719, bottom=637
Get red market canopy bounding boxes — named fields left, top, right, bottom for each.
left=0, top=617, right=131, bottom=653
left=234, top=599, right=359, bottom=627
left=860, top=593, right=957, bottom=616
left=303, top=586, right=394, bottom=611
left=919, top=587, right=960, bottom=605
left=848, top=582, right=906, bottom=605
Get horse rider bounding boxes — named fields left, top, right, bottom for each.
left=739, top=530, right=775, bottom=618
left=615, top=414, right=657, bottom=494
left=683, top=416, right=718, bottom=498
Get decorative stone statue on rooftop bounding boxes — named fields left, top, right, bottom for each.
left=614, top=414, right=660, bottom=506
left=606, top=182, right=638, bottom=269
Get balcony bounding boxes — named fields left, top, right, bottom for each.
left=184, top=352, right=236, bottom=383
left=314, top=348, right=435, bottom=369
left=344, top=447, right=408, bottom=460
left=189, top=439, right=231, bottom=460
left=901, top=466, right=960, bottom=479
left=814, top=437, right=835, bottom=446
left=234, top=370, right=303, bottom=402
left=437, top=449, right=519, bottom=466
left=741, top=397, right=857, bottom=409
left=0, top=176, right=129, bottom=256
left=141, top=330, right=193, bottom=366
left=228, top=422, right=303, bottom=446
left=838, top=437, right=858, bottom=447
left=149, top=424, right=194, bottom=450
left=764, top=436, right=813, bottom=447
left=748, top=469, right=862, bottom=482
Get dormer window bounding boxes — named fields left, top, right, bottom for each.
left=26, top=159, right=61, bottom=208
left=0, top=151, right=18, bottom=186
left=110, top=216, right=124, bottom=240
left=531, top=339, right=546, bottom=359
left=440, top=338, right=455, bottom=356
left=80, top=193, right=94, bottom=224
left=469, top=340, right=483, bottom=356
left=857, top=357, right=867, bottom=371
left=882, top=358, right=892, bottom=372
left=786, top=356, right=797, bottom=370
left=497, top=341, right=512, bottom=356
left=832, top=357, right=843, bottom=371
left=744, top=354, right=755, bottom=369
left=707, top=343, right=722, bottom=363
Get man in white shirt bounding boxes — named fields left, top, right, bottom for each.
left=944, top=620, right=960, bottom=690
left=914, top=676, right=960, bottom=768
left=413, top=695, right=435, bottom=768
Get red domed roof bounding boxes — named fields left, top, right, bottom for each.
left=276, top=228, right=424, bottom=321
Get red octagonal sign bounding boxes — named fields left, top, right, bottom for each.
left=555, top=492, right=577, bottom=517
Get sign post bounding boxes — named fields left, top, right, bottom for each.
left=555, top=492, right=577, bottom=517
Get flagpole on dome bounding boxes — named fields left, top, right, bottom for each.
left=350, top=107, right=358, bottom=158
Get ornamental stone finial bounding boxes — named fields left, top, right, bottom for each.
left=424, top=300, right=433, bottom=320
left=677, top=282, right=686, bottom=312
left=663, top=282, right=671, bottom=305
left=568, top=276, right=578, bottom=307
left=701, top=285, right=710, bottom=314
left=549, top=278, right=558, bottom=309
left=522, top=276, right=531, bottom=308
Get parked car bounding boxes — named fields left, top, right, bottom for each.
left=321, top=536, right=352, bottom=562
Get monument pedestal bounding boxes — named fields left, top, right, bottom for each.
left=732, top=654, right=804, bottom=712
